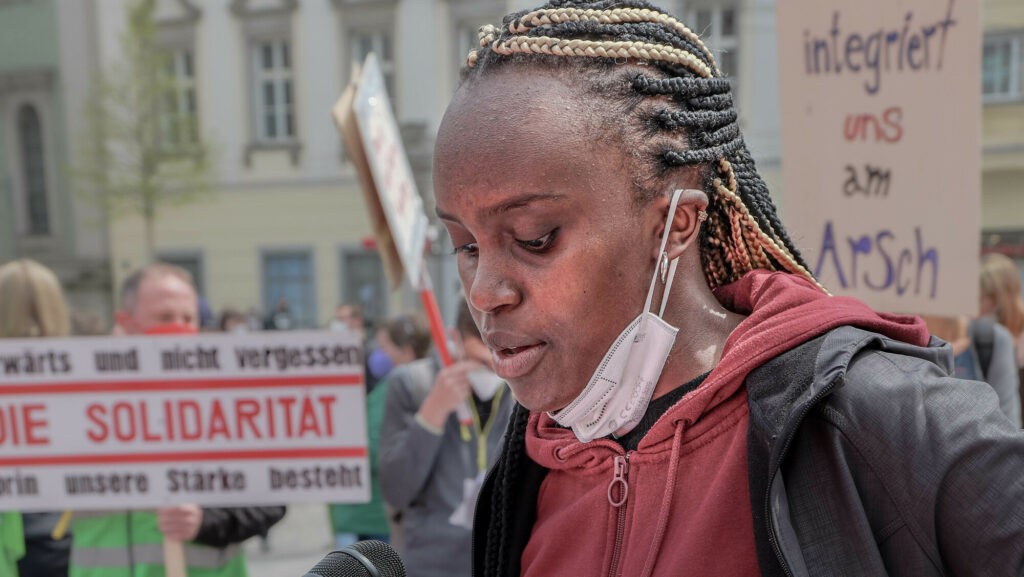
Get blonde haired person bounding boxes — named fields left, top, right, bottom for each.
left=980, top=253, right=1024, bottom=368
left=0, top=258, right=70, bottom=339
left=0, top=259, right=72, bottom=576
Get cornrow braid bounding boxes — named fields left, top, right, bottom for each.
left=464, top=0, right=821, bottom=291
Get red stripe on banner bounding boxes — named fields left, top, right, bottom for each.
left=0, top=374, right=363, bottom=395
left=0, top=447, right=367, bottom=467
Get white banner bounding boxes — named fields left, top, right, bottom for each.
left=0, top=331, right=369, bottom=511
left=777, top=0, right=981, bottom=315
left=353, top=53, right=430, bottom=288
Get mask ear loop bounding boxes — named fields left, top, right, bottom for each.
left=660, top=206, right=708, bottom=316
left=644, top=189, right=685, bottom=317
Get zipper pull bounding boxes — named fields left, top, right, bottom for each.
left=607, top=454, right=629, bottom=507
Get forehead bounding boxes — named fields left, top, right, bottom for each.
left=137, top=273, right=196, bottom=305
left=434, top=70, right=628, bottom=215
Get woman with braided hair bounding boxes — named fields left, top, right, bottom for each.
left=433, top=2, right=1024, bottom=576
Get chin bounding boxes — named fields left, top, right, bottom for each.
left=506, top=375, right=580, bottom=414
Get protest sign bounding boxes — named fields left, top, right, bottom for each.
left=333, top=54, right=468, bottom=428
left=333, top=53, right=429, bottom=291
left=0, top=331, right=368, bottom=511
left=777, top=0, right=981, bottom=315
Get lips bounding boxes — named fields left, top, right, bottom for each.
left=482, top=332, right=547, bottom=379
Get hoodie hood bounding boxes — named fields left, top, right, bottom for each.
left=528, top=270, right=932, bottom=469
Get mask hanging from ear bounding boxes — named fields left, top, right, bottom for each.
left=550, top=189, right=698, bottom=443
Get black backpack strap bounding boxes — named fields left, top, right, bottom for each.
left=969, top=318, right=996, bottom=380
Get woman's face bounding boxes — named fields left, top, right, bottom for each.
left=434, top=70, right=662, bottom=412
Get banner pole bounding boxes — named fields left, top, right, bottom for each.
left=164, top=538, right=187, bottom=577
left=418, top=268, right=473, bottom=430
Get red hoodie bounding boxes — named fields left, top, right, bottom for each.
left=520, top=270, right=929, bottom=577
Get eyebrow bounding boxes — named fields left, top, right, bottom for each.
left=435, top=193, right=567, bottom=222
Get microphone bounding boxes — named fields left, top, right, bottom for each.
left=303, top=540, right=406, bottom=577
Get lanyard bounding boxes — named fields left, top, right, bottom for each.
left=466, top=385, right=507, bottom=473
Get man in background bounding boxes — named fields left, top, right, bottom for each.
left=68, top=263, right=285, bottom=577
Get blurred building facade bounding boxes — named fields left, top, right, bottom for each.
left=1, top=0, right=1021, bottom=328
left=981, top=0, right=1024, bottom=275
left=0, top=0, right=112, bottom=320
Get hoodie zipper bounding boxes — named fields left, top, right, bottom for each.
left=606, top=452, right=631, bottom=577
left=764, top=380, right=838, bottom=577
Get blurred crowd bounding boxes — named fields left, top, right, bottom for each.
left=2, top=255, right=1024, bottom=577
left=0, top=258, right=513, bottom=577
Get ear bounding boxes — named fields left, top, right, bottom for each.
left=651, top=189, right=710, bottom=262
left=113, top=310, right=136, bottom=335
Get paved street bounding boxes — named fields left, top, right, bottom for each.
left=245, top=503, right=336, bottom=577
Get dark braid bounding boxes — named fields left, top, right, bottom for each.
left=483, top=404, right=531, bottom=577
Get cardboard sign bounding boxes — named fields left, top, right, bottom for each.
left=0, top=331, right=369, bottom=511
left=777, top=0, right=981, bottom=315
left=333, top=54, right=430, bottom=290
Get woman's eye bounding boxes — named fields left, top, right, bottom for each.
left=452, top=242, right=478, bottom=256
left=516, top=229, right=558, bottom=253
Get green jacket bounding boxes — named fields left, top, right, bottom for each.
left=329, top=380, right=390, bottom=536
left=69, top=511, right=246, bottom=577
left=0, top=512, right=24, bottom=577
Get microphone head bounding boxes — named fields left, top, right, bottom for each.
left=306, top=540, right=405, bottom=577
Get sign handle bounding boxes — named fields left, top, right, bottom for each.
left=418, top=269, right=474, bottom=428
left=51, top=510, right=72, bottom=540
left=164, top=538, right=187, bottom=577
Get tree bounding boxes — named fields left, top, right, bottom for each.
left=74, top=0, right=211, bottom=262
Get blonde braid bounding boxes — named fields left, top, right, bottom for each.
left=713, top=161, right=771, bottom=271
left=486, top=35, right=713, bottom=78
left=509, top=7, right=720, bottom=75
left=712, top=177, right=827, bottom=292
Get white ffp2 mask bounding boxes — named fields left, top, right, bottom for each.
left=550, top=189, right=688, bottom=443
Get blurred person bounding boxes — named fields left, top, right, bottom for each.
left=71, top=263, right=285, bottom=577
left=329, top=314, right=432, bottom=551
left=331, top=302, right=386, bottom=390
left=330, top=303, right=365, bottom=334
left=922, top=315, right=1021, bottom=426
left=218, top=308, right=249, bottom=333
left=438, top=2, right=1024, bottom=575
left=245, top=307, right=263, bottom=332
left=378, top=304, right=513, bottom=577
left=70, top=309, right=107, bottom=336
left=980, top=253, right=1024, bottom=373
left=114, top=264, right=199, bottom=333
left=0, top=259, right=71, bottom=576
left=198, top=297, right=216, bottom=331
left=263, top=297, right=294, bottom=331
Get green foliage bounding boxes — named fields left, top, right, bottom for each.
left=72, top=0, right=212, bottom=260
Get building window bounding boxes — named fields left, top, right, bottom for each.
left=351, top=30, right=395, bottom=100
left=341, top=249, right=388, bottom=324
left=252, top=40, right=295, bottom=142
left=162, top=48, right=198, bottom=149
left=17, top=104, right=49, bottom=236
left=688, top=5, right=738, bottom=81
left=983, top=35, right=1022, bottom=103
left=263, top=251, right=315, bottom=329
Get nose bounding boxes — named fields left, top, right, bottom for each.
left=467, top=255, right=520, bottom=315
